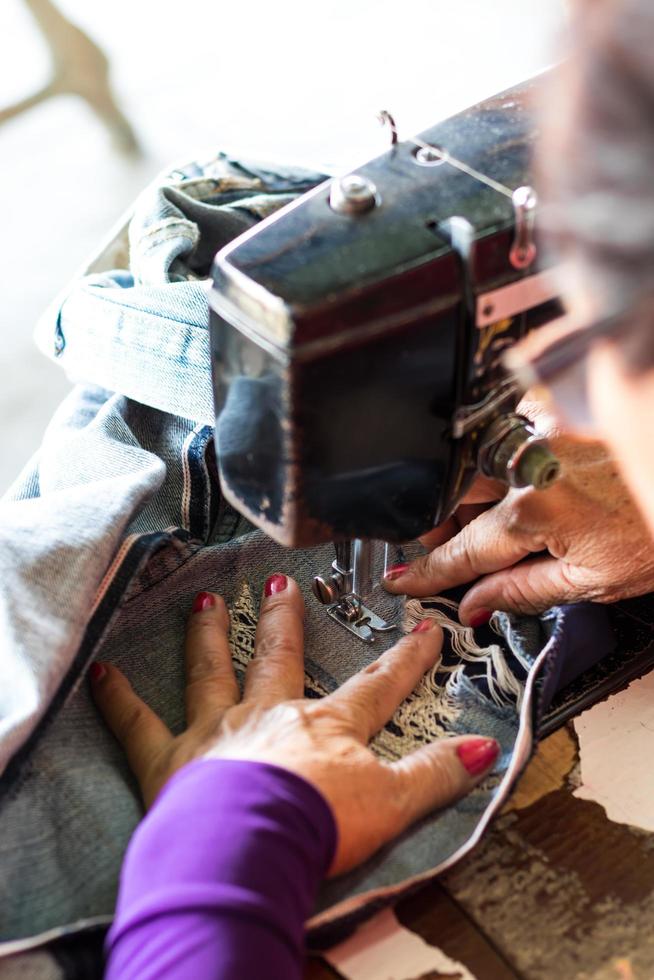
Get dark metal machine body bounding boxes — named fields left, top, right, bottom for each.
left=209, top=76, right=562, bottom=641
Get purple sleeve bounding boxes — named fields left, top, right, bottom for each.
left=105, top=759, right=337, bottom=980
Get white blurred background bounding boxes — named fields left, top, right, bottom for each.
left=0, top=0, right=565, bottom=493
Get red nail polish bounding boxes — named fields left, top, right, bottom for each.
left=457, top=738, right=499, bottom=776
left=384, top=562, right=410, bottom=582
left=192, top=591, right=215, bottom=613
left=264, top=574, right=288, bottom=597
left=90, top=662, right=106, bottom=682
left=412, top=620, right=434, bottom=633
left=469, top=608, right=492, bottom=629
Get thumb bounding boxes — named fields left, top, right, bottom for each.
left=387, top=735, right=500, bottom=835
left=457, top=555, right=584, bottom=624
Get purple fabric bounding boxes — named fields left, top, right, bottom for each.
left=105, top=759, right=337, bottom=979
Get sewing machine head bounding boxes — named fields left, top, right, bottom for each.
left=208, top=75, right=562, bottom=641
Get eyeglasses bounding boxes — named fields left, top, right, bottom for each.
left=504, top=308, right=636, bottom=432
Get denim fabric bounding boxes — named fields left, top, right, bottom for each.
left=0, top=151, right=615, bottom=955
left=34, top=152, right=324, bottom=424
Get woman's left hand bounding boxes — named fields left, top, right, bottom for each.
left=90, top=576, right=498, bottom=875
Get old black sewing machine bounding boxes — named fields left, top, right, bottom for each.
left=208, top=76, right=563, bottom=643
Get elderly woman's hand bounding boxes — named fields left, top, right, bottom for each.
left=90, top=576, right=498, bottom=876
left=384, top=402, right=654, bottom=624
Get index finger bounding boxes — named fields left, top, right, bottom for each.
left=328, top=624, right=443, bottom=743
left=384, top=502, right=532, bottom=598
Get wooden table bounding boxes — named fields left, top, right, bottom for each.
left=306, top=726, right=654, bottom=980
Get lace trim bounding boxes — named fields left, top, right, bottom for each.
left=228, top=582, right=523, bottom=763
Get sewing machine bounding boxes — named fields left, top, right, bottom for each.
left=208, top=75, right=562, bottom=642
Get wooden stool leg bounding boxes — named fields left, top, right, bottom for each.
left=1, top=0, right=140, bottom=154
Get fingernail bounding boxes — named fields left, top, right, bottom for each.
left=264, top=573, right=288, bottom=597
left=384, top=562, right=410, bottom=582
left=192, top=591, right=216, bottom=613
left=90, top=662, right=106, bottom=682
left=457, top=737, right=499, bottom=776
left=412, top=619, right=435, bottom=633
left=469, top=608, right=492, bottom=629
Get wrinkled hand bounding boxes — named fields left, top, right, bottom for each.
left=90, top=577, right=498, bottom=876
left=384, top=402, right=654, bottom=624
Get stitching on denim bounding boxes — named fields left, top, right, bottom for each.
left=137, top=223, right=199, bottom=254
left=119, top=534, right=204, bottom=605
left=138, top=216, right=198, bottom=240
left=174, top=176, right=263, bottom=201
left=212, top=500, right=242, bottom=544
left=181, top=424, right=216, bottom=540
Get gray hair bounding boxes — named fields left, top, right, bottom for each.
left=539, top=0, right=654, bottom=366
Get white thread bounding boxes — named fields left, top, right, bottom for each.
left=403, top=596, right=524, bottom=710
left=227, top=584, right=523, bottom=763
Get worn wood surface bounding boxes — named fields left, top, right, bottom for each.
left=306, top=726, right=654, bottom=980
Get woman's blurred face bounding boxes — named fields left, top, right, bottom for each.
left=532, top=0, right=654, bottom=534
left=587, top=342, right=654, bottom=537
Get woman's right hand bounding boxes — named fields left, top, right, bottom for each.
left=384, top=403, right=654, bottom=624
left=90, top=575, right=499, bottom=876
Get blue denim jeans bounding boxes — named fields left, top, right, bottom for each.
left=0, top=151, right=616, bottom=956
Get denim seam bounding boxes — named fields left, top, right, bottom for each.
left=138, top=217, right=197, bottom=237
left=178, top=178, right=263, bottom=200
left=0, top=531, right=186, bottom=804
left=181, top=425, right=216, bottom=541
left=119, top=536, right=205, bottom=605
left=137, top=224, right=199, bottom=252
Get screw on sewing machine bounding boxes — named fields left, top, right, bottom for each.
left=312, top=541, right=352, bottom=605
left=312, top=570, right=347, bottom=605
left=312, top=576, right=338, bottom=605
left=329, top=174, right=379, bottom=214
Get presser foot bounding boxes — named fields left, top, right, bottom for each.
left=312, top=540, right=399, bottom=643
left=325, top=595, right=397, bottom=644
